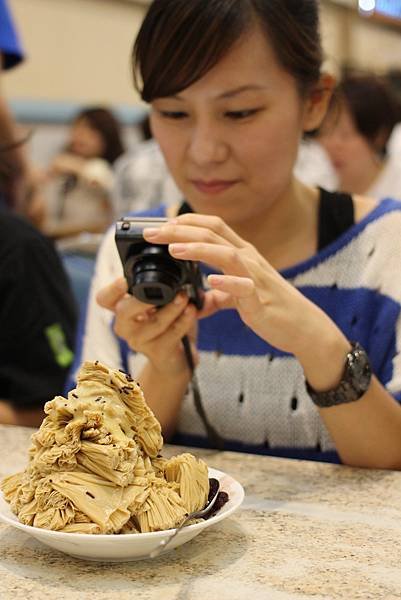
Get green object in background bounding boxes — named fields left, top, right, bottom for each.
left=45, top=323, right=74, bottom=368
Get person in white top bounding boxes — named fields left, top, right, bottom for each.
left=319, top=73, right=401, bottom=200
left=113, top=138, right=182, bottom=216
left=42, top=106, right=125, bottom=239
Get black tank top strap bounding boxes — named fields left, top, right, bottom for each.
left=318, top=187, right=355, bottom=251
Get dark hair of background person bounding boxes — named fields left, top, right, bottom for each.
left=385, top=68, right=401, bottom=106
left=328, top=72, right=401, bottom=156
left=138, top=114, right=152, bottom=141
left=132, top=0, right=323, bottom=103
left=70, top=106, right=125, bottom=164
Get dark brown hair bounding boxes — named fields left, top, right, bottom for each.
left=132, top=0, right=323, bottom=102
left=335, top=73, right=401, bottom=155
left=72, top=106, right=125, bottom=164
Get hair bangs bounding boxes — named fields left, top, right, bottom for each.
left=133, top=0, right=251, bottom=102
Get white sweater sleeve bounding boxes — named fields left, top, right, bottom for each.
left=80, top=225, right=124, bottom=370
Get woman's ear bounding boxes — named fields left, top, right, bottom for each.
left=302, top=73, right=336, bottom=133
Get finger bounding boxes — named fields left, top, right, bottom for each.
left=208, top=274, right=255, bottom=299
left=129, top=302, right=197, bottom=353
left=124, top=294, right=191, bottom=345
left=115, top=294, right=157, bottom=322
left=96, top=277, right=128, bottom=310
left=143, top=214, right=246, bottom=249
left=143, top=222, right=236, bottom=249
left=197, top=289, right=235, bottom=318
left=172, top=213, right=247, bottom=248
left=169, top=242, right=249, bottom=277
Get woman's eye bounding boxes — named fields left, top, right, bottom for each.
left=225, top=109, right=260, bottom=120
left=159, top=111, right=188, bottom=120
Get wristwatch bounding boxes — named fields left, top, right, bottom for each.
left=305, top=341, right=372, bottom=408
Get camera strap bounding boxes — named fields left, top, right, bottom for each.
left=182, top=335, right=225, bottom=451
left=177, top=201, right=193, bottom=215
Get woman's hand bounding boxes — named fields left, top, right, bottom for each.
left=143, top=214, right=348, bottom=364
left=48, top=153, right=85, bottom=178
left=96, top=278, right=198, bottom=378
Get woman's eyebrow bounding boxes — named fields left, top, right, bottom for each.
left=218, top=85, right=268, bottom=99
left=170, top=84, right=268, bottom=102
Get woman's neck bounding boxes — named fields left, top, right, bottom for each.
left=170, top=179, right=320, bottom=272
left=235, top=179, right=319, bottom=270
left=231, top=179, right=320, bottom=271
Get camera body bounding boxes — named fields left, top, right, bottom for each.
left=115, top=216, right=204, bottom=309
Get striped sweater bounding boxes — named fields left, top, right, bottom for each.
left=76, top=197, right=401, bottom=463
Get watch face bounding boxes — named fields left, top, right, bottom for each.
left=348, top=346, right=372, bottom=394
left=305, top=342, right=372, bottom=407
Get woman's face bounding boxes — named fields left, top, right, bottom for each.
left=319, top=104, right=379, bottom=191
left=150, top=24, right=326, bottom=225
left=69, top=118, right=105, bottom=159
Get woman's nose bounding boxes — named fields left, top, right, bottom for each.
left=187, top=122, right=228, bottom=166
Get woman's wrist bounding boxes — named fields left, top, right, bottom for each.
left=294, top=324, right=351, bottom=393
left=147, top=357, right=192, bottom=385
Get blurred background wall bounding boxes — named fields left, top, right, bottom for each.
left=5, top=0, right=401, bottom=106
left=4, top=0, right=144, bottom=105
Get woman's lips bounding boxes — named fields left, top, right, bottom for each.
left=191, top=179, right=238, bottom=195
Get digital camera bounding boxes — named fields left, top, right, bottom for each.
left=115, top=217, right=204, bottom=309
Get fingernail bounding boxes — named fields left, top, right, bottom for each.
left=208, top=274, right=224, bottom=286
left=169, top=243, right=186, bottom=255
left=174, top=293, right=185, bottom=304
left=135, top=314, right=146, bottom=322
left=144, top=227, right=159, bottom=238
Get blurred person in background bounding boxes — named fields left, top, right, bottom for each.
left=319, top=73, right=401, bottom=199
left=386, top=69, right=401, bottom=159
left=0, top=0, right=44, bottom=226
left=0, top=210, right=77, bottom=427
left=42, top=106, right=125, bottom=240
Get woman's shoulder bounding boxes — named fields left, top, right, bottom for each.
left=353, top=195, right=378, bottom=223
left=353, top=194, right=401, bottom=223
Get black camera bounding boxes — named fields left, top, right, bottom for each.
left=115, top=217, right=204, bottom=309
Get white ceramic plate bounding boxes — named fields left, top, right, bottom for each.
left=0, top=467, right=244, bottom=562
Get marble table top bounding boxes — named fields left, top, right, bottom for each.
left=1, top=424, right=401, bottom=600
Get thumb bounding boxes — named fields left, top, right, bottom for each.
left=96, top=277, right=128, bottom=310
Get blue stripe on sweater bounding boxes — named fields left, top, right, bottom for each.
left=170, top=432, right=341, bottom=463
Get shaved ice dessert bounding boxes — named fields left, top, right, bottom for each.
left=1, top=361, right=210, bottom=534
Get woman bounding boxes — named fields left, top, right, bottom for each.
left=76, top=0, right=401, bottom=468
left=43, top=106, right=125, bottom=239
left=319, top=73, right=401, bottom=198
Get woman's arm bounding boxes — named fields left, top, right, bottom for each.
left=137, top=361, right=191, bottom=440
left=143, top=213, right=401, bottom=469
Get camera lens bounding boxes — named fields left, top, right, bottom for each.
left=130, top=246, right=184, bottom=307
left=144, top=287, right=164, bottom=302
